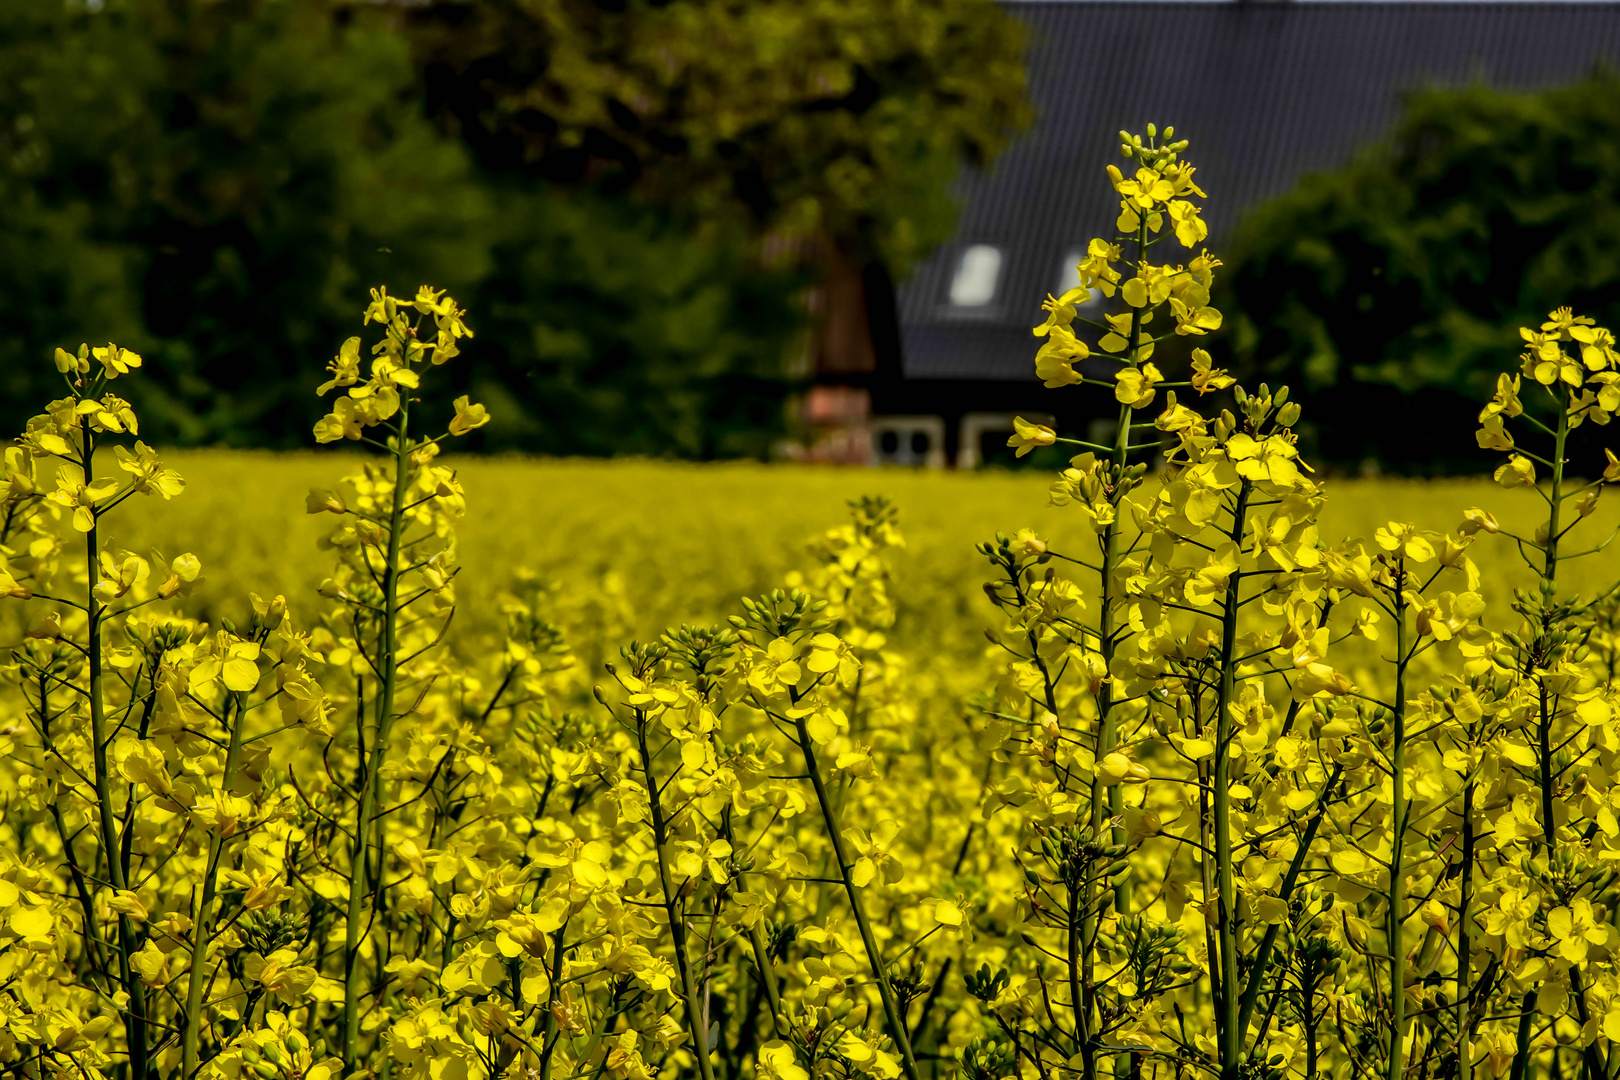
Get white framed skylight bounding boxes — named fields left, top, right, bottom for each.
left=948, top=244, right=1003, bottom=307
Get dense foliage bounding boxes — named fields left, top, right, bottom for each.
left=5, top=128, right=1620, bottom=1080
left=402, top=0, right=1032, bottom=270
left=0, top=0, right=1029, bottom=455
left=1224, top=73, right=1620, bottom=473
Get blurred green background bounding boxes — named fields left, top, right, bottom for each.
left=3, top=0, right=1617, bottom=469
left=0, top=0, right=1029, bottom=455
left=1223, top=71, right=1620, bottom=474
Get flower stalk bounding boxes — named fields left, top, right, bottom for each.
left=81, top=414, right=151, bottom=1080
left=342, top=398, right=411, bottom=1074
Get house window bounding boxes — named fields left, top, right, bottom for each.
left=948, top=244, right=1002, bottom=307
left=870, top=416, right=946, bottom=467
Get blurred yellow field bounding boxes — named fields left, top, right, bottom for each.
left=114, top=450, right=1620, bottom=672
left=7, top=234, right=1620, bottom=1080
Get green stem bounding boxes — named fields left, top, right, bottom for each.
left=81, top=418, right=149, bottom=1080
left=1569, top=968, right=1604, bottom=1080
left=1213, top=479, right=1252, bottom=1080
left=1456, top=780, right=1476, bottom=1080
left=747, top=924, right=785, bottom=1039
left=1509, top=991, right=1538, bottom=1080
left=343, top=400, right=411, bottom=1075
left=37, top=673, right=113, bottom=989
left=539, top=921, right=568, bottom=1080
left=181, top=688, right=250, bottom=1079
left=1388, top=585, right=1410, bottom=1080
left=1537, top=385, right=1569, bottom=855
left=1506, top=385, right=1572, bottom=1080
left=634, top=719, right=717, bottom=1080
left=1069, top=888, right=1093, bottom=1080
left=1095, top=210, right=1150, bottom=912
left=792, top=715, right=921, bottom=1080
left=1237, top=763, right=1346, bottom=1041
left=1543, top=392, right=1567, bottom=589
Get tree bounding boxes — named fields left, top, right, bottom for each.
left=400, top=0, right=1033, bottom=271
left=0, top=0, right=493, bottom=445
left=1223, top=72, right=1620, bottom=472
left=469, top=185, right=807, bottom=458
left=0, top=0, right=804, bottom=455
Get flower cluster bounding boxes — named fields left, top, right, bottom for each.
left=971, top=128, right=1620, bottom=1080
left=3, top=137, right=1620, bottom=1080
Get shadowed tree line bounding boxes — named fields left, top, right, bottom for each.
left=3, top=0, right=1616, bottom=468
left=0, top=0, right=1030, bottom=456
left=1223, top=71, right=1620, bottom=474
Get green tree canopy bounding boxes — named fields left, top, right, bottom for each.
left=1224, top=71, right=1620, bottom=472
left=0, top=0, right=492, bottom=444
left=402, top=0, right=1033, bottom=270
left=1, top=0, right=1027, bottom=455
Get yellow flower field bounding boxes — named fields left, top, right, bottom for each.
left=100, top=450, right=1620, bottom=671
left=5, top=128, right=1620, bottom=1080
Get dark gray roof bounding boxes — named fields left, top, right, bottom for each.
left=897, top=0, right=1620, bottom=381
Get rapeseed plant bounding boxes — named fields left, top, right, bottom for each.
left=0, top=126, right=1617, bottom=1080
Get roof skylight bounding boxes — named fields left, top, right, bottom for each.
left=948, top=244, right=1002, bottom=307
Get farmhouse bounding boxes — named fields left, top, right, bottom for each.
left=799, top=0, right=1620, bottom=467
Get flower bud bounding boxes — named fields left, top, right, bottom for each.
left=353, top=519, right=384, bottom=547
left=305, top=488, right=346, bottom=515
